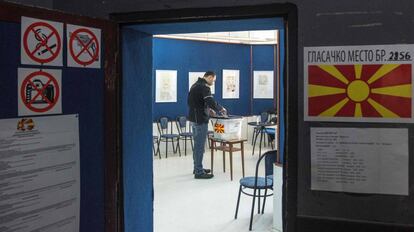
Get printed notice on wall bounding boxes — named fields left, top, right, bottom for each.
left=0, top=115, right=80, bottom=232
left=304, top=44, right=414, bottom=123
left=311, top=127, right=408, bottom=195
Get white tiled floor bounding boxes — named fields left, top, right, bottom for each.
left=154, top=141, right=275, bottom=232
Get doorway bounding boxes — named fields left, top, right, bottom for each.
left=112, top=4, right=297, bottom=232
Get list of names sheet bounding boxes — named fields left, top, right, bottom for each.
left=0, top=115, right=80, bottom=232
left=311, top=127, right=408, bottom=195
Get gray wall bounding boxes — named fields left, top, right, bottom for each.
left=28, top=0, right=414, bottom=229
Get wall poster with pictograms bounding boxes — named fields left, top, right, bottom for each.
left=304, top=44, right=414, bottom=123
left=67, top=24, right=101, bottom=68
left=18, top=68, right=62, bottom=116
left=20, top=16, right=63, bottom=66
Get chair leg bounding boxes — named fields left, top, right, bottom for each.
left=176, top=138, right=181, bottom=156
left=157, top=139, right=161, bottom=159
left=249, top=188, right=257, bottom=231
left=172, top=138, right=176, bottom=154
left=234, top=185, right=242, bottom=219
left=165, top=139, right=168, bottom=159
left=184, top=137, right=187, bottom=156
left=252, top=130, right=259, bottom=156
left=257, top=189, right=261, bottom=214
left=152, top=141, right=156, bottom=156
left=261, top=189, right=268, bottom=214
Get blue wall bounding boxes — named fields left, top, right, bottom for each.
left=152, top=38, right=276, bottom=121
left=0, top=21, right=104, bottom=231
left=122, top=28, right=154, bottom=232
left=252, top=45, right=276, bottom=114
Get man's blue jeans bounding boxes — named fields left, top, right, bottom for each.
left=191, top=122, right=208, bottom=174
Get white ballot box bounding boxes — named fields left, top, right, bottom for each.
left=212, top=116, right=243, bottom=141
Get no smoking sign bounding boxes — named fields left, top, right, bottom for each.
left=18, top=68, right=62, bottom=116
left=21, top=17, right=63, bottom=66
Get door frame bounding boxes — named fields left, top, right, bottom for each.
left=111, top=3, right=298, bottom=232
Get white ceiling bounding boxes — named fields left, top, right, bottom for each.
left=154, top=30, right=278, bottom=45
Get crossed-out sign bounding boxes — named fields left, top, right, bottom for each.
left=21, top=17, right=63, bottom=66
left=67, top=24, right=101, bottom=68
left=18, top=68, right=62, bottom=116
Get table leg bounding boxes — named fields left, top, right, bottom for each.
left=223, top=149, right=226, bottom=173
left=230, top=143, right=233, bottom=181
left=241, top=142, right=245, bottom=178
left=210, top=139, right=214, bottom=174
left=259, top=127, right=264, bottom=157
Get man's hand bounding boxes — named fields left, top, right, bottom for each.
left=220, top=107, right=228, bottom=116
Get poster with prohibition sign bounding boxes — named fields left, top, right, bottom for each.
left=21, top=17, right=63, bottom=66
left=67, top=24, right=101, bottom=68
left=304, top=44, right=414, bottom=123
left=18, top=68, right=62, bottom=116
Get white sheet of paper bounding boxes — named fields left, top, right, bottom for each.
left=188, top=72, right=215, bottom=94
left=155, top=70, right=177, bottom=103
left=222, top=69, right=240, bottom=99
left=253, top=70, right=274, bottom=99
left=0, top=114, right=80, bottom=232
left=311, top=127, right=408, bottom=195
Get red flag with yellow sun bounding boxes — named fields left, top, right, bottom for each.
left=308, top=64, right=412, bottom=119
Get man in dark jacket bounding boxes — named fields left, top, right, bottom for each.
left=188, top=71, right=226, bottom=179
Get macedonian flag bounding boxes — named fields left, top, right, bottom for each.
left=308, top=64, right=412, bottom=118
left=214, top=123, right=225, bottom=133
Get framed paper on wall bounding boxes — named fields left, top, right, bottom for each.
left=253, top=70, right=274, bottom=99
left=189, top=72, right=215, bottom=94
left=155, top=70, right=177, bottom=103
left=222, top=69, right=240, bottom=99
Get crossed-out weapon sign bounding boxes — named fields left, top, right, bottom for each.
left=69, top=28, right=99, bottom=66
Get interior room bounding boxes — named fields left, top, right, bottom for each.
left=122, top=17, right=286, bottom=231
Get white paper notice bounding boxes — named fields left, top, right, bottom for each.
left=0, top=115, right=80, bottom=232
left=311, top=127, right=408, bottom=195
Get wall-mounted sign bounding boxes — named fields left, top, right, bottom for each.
left=0, top=115, right=80, bottom=232
left=18, top=68, right=62, bottom=116
left=222, top=69, right=240, bottom=99
left=311, top=127, right=408, bottom=195
left=21, top=16, right=63, bottom=66
left=304, top=44, right=414, bottom=123
left=67, top=24, right=101, bottom=68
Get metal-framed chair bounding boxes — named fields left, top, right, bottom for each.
left=234, top=150, right=276, bottom=231
left=156, top=116, right=181, bottom=159
left=175, top=116, right=193, bottom=156
left=252, top=111, right=269, bottom=146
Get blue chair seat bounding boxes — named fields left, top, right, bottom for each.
left=180, top=132, right=193, bottom=137
left=160, top=134, right=179, bottom=139
left=264, top=128, right=275, bottom=135
left=240, top=176, right=273, bottom=189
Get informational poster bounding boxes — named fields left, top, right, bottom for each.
left=311, top=127, right=408, bottom=195
left=155, top=70, right=177, bottom=103
left=18, top=68, right=62, bottom=116
left=222, top=69, right=240, bottom=99
left=305, top=44, right=414, bottom=123
left=253, top=70, right=274, bottom=99
left=0, top=114, right=80, bottom=232
left=21, top=16, right=63, bottom=66
left=67, top=24, right=101, bottom=68
left=188, top=72, right=215, bottom=94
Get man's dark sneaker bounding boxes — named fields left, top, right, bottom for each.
left=193, top=169, right=211, bottom=174
left=194, top=173, right=214, bottom=179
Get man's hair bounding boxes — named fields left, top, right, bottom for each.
left=203, top=71, right=216, bottom=78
